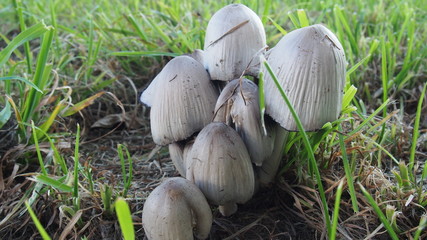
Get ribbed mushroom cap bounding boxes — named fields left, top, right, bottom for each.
left=262, top=24, right=346, bottom=131
left=148, top=55, right=219, bottom=145
left=169, top=140, right=194, bottom=177
left=186, top=122, right=255, bottom=216
left=204, top=4, right=266, bottom=81
left=214, top=78, right=274, bottom=166
left=142, top=177, right=212, bottom=240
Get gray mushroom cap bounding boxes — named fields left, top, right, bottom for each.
left=142, top=177, right=213, bottom=240
left=145, top=55, right=219, bottom=145
left=214, top=78, right=274, bottom=166
left=203, top=4, right=266, bottom=81
left=186, top=122, right=255, bottom=216
left=169, top=140, right=194, bottom=177
left=262, top=24, right=346, bottom=131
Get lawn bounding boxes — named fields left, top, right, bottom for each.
left=0, top=0, right=426, bottom=239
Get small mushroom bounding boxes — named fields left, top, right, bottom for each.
left=262, top=24, right=346, bottom=131
left=141, top=55, right=219, bottom=145
left=186, top=122, right=255, bottom=216
left=168, top=140, right=194, bottom=177
left=214, top=78, right=274, bottom=166
left=142, top=177, right=213, bottom=240
left=203, top=4, right=266, bottom=81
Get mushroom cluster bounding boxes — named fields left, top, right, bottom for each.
left=141, top=3, right=345, bottom=239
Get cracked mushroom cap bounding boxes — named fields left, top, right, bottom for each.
left=143, top=55, right=219, bottom=145
left=262, top=24, right=346, bottom=131
left=214, top=78, right=274, bottom=166
left=142, top=177, right=213, bottom=240
left=203, top=4, right=266, bottom=81
left=186, top=122, right=255, bottom=216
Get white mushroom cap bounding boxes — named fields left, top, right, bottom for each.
left=214, top=78, right=274, bottom=166
left=256, top=121, right=288, bottom=186
left=169, top=140, right=194, bottom=177
left=186, top=122, right=255, bottom=216
left=262, top=24, right=346, bottom=131
left=203, top=4, right=266, bottom=81
left=147, top=55, right=219, bottom=145
left=142, top=177, right=213, bottom=240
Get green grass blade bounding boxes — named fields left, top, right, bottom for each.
left=346, top=54, right=371, bottom=79
left=0, top=101, right=12, bottom=129
left=263, top=60, right=331, bottom=235
left=0, top=22, right=49, bottom=68
left=341, top=85, right=357, bottom=111
left=31, top=121, right=47, bottom=175
left=115, top=197, right=135, bottom=240
left=297, top=9, right=309, bottom=27
left=0, top=76, right=42, bottom=93
left=287, top=11, right=300, bottom=29
left=338, top=125, right=359, bottom=213
left=14, top=0, right=33, bottom=74
left=35, top=175, right=73, bottom=193
left=330, top=180, right=344, bottom=240
left=410, top=82, right=426, bottom=174
left=73, top=124, right=80, bottom=198
left=268, top=17, right=287, bottom=36
left=358, top=183, right=399, bottom=240
left=126, top=14, right=148, bottom=42
left=261, top=0, right=272, bottom=25
left=25, top=201, right=52, bottom=240
left=22, top=28, right=54, bottom=124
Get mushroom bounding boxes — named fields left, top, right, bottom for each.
left=141, top=55, right=219, bottom=145
left=256, top=121, right=289, bottom=186
left=262, top=24, right=346, bottom=131
left=214, top=78, right=274, bottom=166
left=142, top=177, right=213, bottom=240
left=203, top=4, right=266, bottom=81
left=168, top=140, right=194, bottom=177
left=186, top=122, right=255, bottom=216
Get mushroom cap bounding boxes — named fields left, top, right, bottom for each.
left=262, top=24, right=346, bottom=131
left=186, top=122, right=255, bottom=215
left=214, top=78, right=274, bottom=166
left=203, top=4, right=266, bottom=81
left=148, top=55, right=219, bottom=145
left=169, top=140, right=194, bottom=177
left=142, top=177, right=212, bottom=240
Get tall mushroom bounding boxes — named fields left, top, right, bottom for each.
left=262, top=24, right=346, bottom=131
left=142, top=177, right=213, bottom=240
left=186, top=122, right=255, bottom=216
left=214, top=78, right=274, bottom=166
left=203, top=4, right=266, bottom=81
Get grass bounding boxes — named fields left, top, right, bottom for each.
left=0, top=0, right=426, bottom=239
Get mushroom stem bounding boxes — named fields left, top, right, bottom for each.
left=218, top=202, right=238, bottom=217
